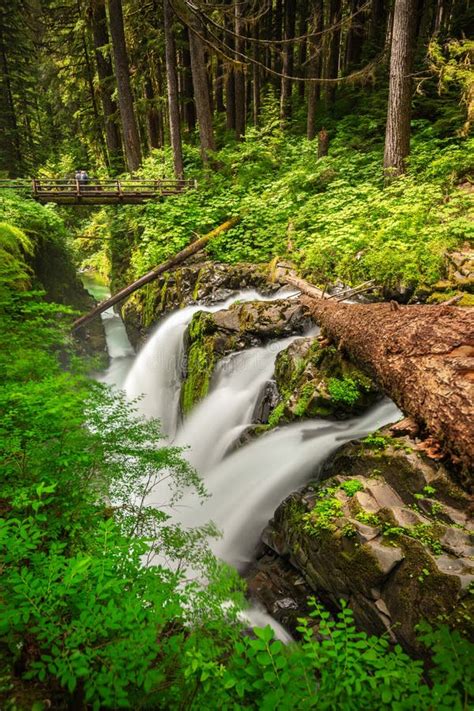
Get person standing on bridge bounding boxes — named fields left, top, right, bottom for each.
left=79, top=169, right=89, bottom=188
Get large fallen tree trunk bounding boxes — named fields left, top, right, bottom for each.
left=72, top=217, right=239, bottom=331
left=301, top=295, right=474, bottom=472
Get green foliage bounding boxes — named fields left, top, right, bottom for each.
left=0, top=222, right=33, bottom=296
left=327, top=377, right=361, bottom=407
left=189, top=598, right=474, bottom=710
left=88, top=127, right=473, bottom=298
left=0, top=281, right=245, bottom=709
left=340, top=479, right=364, bottom=497
left=428, top=39, right=474, bottom=136
left=301, top=488, right=344, bottom=536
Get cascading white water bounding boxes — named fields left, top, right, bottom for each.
left=174, top=338, right=300, bottom=471
left=124, top=289, right=298, bottom=439
left=93, top=283, right=401, bottom=639
left=169, top=398, right=400, bottom=569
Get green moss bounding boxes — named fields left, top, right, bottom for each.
left=340, top=479, right=364, bottom=497
left=268, top=401, right=286, bottom=427
left=293, top=382, right=315, bottom=417
left=180, top=311, right=218, bottom=415
left=382, top=522, right=443, bottom=555
left=361, top=434, right=391, bottom=450
left=180, top=338, right=215, bottom=415
left=192, top=268, right=204, bottom=300
left=355, top=510, right=381, bottom=527
left=300, top=487, right=344, bottom=536
left=327, top=377, right=361, bottom=407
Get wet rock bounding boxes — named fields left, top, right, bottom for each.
left=120, top=261, right=285, bottom=347
left=257, top=424, right=474, bottom=654
left=252, top=381, right=280, bottom=424
left=244, top=553, right=315, bottom=635
left=262, top=335, right=382, bottom=428
left=180, top=299, right=312, bottom=414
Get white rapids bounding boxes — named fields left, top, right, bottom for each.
left=90, top=282, right=401, bottom=637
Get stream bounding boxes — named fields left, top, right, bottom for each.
left=83, top=275, right=401, bottom=635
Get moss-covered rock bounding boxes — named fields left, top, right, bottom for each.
left=120, top=261, right=284, bottom=347
left=264, top=336, right=382, bottom=427
left=180, top=299, right=312, bottom=415
left=258, top=424, right=473, bottom=655
left=414, top=244, right=474, bottom=306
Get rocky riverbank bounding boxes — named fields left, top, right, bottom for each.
left=247, top=419, right=473, bottom=654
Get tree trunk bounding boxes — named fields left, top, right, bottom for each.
left=72, top=217, right=240, bottom=331
left=215, top=58, right=225, bottom=113
left=345, top=0, right=366, bottom=71
left=383, top=0, right=418, bottom=178
left=107, top=0, right=142, bottom=172
left=369, top=0, right=386, bottom=51
left=188, top=29, right=216, bottom=162
left=144, top=76, right=162, bottom=150
left=252, top=22, right=261, bottom=125
left=181, top=30, right=196, bottom=132
left=301, top=296, right=474, bottom=471
left=326, top=0, right=342, bottom=106
left=280, top=0, right=296, bottom=124
left=234, top=0, right=246, bottom=140
left=318, top=128, right=329, bottom=157
left=164, top=0, right=184, bottom=178
left=90, top=0, right=124, bottom=172
left=0, top=23, right=22, bottom=174
left=306, top=0, right=323, bottom=140
left=297, top=0, right=309, bottom=102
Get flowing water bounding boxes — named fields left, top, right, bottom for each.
left=81, top=273, right=135, bottom=389
left=85, top=277, right=401, bottom=635
left=123, top=289, right=298, bottom=439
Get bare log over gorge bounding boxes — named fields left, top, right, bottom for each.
left=301, top=296, right=474, bottom=471
left=72, top=217, right=239, bottom=331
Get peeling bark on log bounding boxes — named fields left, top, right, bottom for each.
left=72, top=217, right=239, bottom=331
left=301, top=296, right=474, bottom=472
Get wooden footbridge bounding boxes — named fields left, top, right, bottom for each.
left=0, top=177, right=196, bottom=205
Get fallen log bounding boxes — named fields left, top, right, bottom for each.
left=283, top=274, right=327, bottom=299
left=301, top=295, right=474, bottom=472
left=72, top=217, right=239, bottom=331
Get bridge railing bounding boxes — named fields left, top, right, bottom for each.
left=0, top=177, right=196, bottom=197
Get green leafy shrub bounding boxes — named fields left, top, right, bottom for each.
left=340, top=479, right=364, bottom=497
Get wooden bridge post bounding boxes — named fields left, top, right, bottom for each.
left=32, top=178, right=38, bottom=197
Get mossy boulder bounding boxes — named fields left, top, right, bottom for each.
left=180, top=299, right=312, bottom=415
left=264, top=336, right=382, bottom=427
left=414, top=244, right=474, bottom=306
left=259, top=424, right=473, bottom=655
left=120, top=261, right=284, bottom=347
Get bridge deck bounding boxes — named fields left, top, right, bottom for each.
left=0, top=178, right=195, bottom=204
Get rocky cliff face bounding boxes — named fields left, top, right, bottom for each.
left=29, top=234, right=107, bottom=360
left=249, top=420, right=473, bottom=654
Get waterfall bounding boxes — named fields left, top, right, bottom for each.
left=170, top=398, right=400, bottom=569
left=124, top=289, right=298, bottom=439
left=119, top=288, right=400, bottom=570
left=81, top=273, right=135, bottom=390
left=174, top=338, right=299, bottom=471
left=94, top=285, right=401, bottom=638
